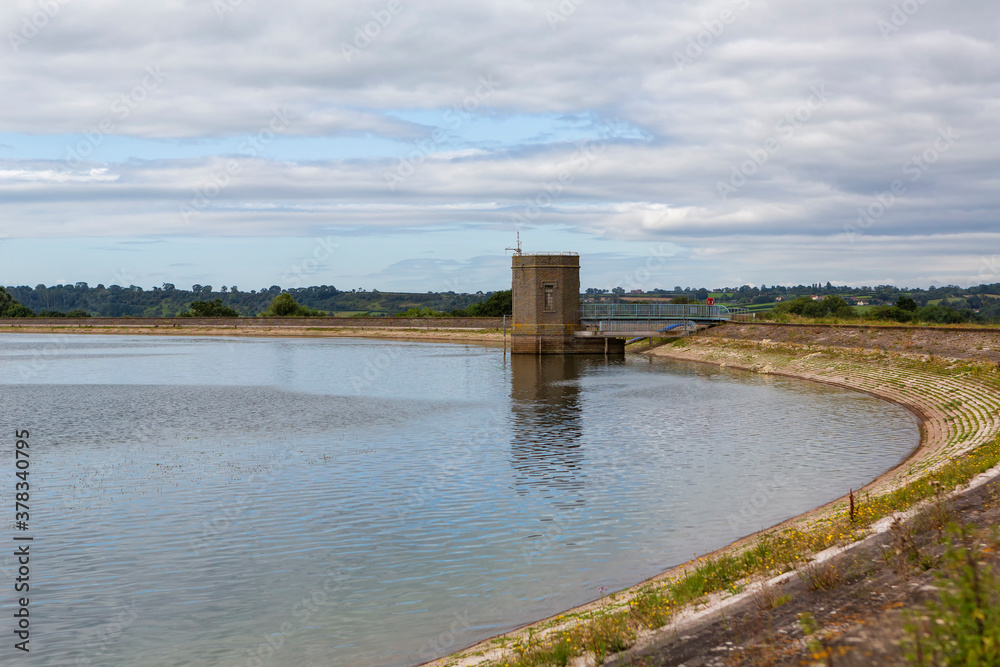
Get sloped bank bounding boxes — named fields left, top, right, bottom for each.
left=701, top=321, right=1000, bottom=365
left=425, top=334, right=1000, bottom=667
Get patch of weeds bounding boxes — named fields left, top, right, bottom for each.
left=628, top=585, right=674, bottom=630
left=799, top=560, right=842, bottom=592
left=891, top=515, right=941, bottom=574
left=797, top=612, right=829, bottom=661
left=752, top=582, right=792, bottom=611
left=904, top=523, right=1000, bottom=665
left=582, top=613, right=633, bottom=662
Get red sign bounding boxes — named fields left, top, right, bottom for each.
left=706, top=297, right=715, bottom=306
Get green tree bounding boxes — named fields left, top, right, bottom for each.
left=261, top=292, right=325, bottom=317
left=771, top=295, right=812, bottom=315
left=397, top=307, right=447, bottom=317
left=896, top=296, right=918, bottom=312
left=868, top=305, right=913, bottom=323
left=821, top=295, right=849, bottom=312
left=180, top=299, right=239, bottom=317
left=35, top=309, right=90, bottom=318
left=801, top=301, right=827, bottom=318
left=0, top=287, right=34, bottom=317
left=452, top=290, right=512, bottom=317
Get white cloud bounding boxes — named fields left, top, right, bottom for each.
left=0, top=167, right=118, bottom=183
left=0, top=0, right=997, bottom=288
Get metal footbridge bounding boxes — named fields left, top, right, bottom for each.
left=576, top=303, right=752, bottom=339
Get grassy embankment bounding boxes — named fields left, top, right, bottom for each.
left=760, top=313, right=1000, bottom=328
left=434, top=336, right=1000, bottom=667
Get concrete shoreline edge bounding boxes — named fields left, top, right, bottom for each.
left=4, top=324, right=998, bottom=665
left=0, top=321, right=506, bottom=344
left=421, top=333, right=1000, bottom=667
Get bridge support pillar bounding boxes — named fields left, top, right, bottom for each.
left=511, top=253, right=619, bottom=355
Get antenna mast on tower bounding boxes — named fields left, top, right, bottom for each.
left=505, top=230, right=522, bottom=255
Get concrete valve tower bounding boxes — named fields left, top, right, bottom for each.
left=510, top=252, right=624, bottom=355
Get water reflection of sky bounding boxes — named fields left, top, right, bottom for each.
left=0, top=335, right=919, bottom=666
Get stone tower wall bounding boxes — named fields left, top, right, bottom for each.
left=510, top=253, right=621, bottom=354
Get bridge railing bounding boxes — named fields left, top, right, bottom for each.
left=597, top=319, right=699, bottom=332
left=727, top=307, right=754, bottom=322
left=580, top=303, right=732, bottom=321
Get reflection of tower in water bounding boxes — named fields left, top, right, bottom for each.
left=510, top=355, right=588, bottom=508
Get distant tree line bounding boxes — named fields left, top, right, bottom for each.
left=768, top=295, right=985, bottom=324
left=586, top=281, right=1000, bottom=324
left=3, top=277, right=999, bottom=323
left=396, top=290, right=512, bottom=318
left=0, top=283, right=502, bottom=318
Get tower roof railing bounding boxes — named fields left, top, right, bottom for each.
left=513, top=251, right=580, bottom=256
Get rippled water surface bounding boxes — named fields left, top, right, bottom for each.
left=0, top=335, right=919, bottom=666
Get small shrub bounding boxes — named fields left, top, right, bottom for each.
left=799, top=560, right=842, bottom=591
left=752, top=582, right=791, bottom=611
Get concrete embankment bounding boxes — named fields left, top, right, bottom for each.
left=0, top=316, right=506, bottom=343
left=702, top=321, right=1000, bottom=364
left=428, top=325, right=1000, bottom=667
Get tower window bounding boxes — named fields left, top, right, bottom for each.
left=543, top=283, right=556, bottom=312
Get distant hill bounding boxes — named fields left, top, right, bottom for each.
left=5, top=280, right=1000, bottom=322
left=2, top=283, right=497, bottom=318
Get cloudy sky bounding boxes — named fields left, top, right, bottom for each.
left=0, top=0, right=997, bottom=293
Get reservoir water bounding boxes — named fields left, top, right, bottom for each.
left=0, top=334, right=919, bottom=666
